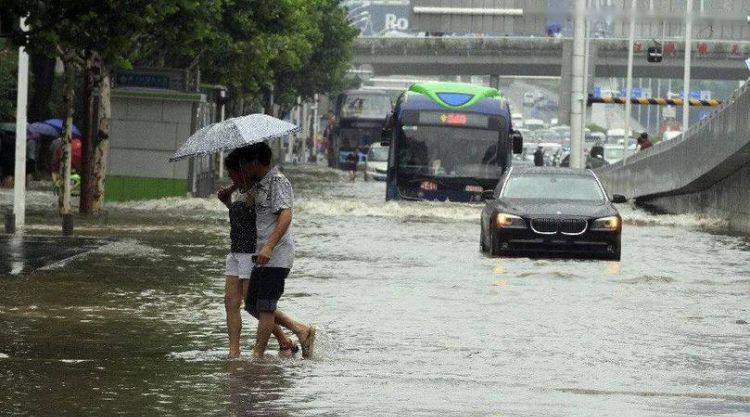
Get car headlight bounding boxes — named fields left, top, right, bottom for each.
left=590, top=215, right=620, bottom=231
left=495, top=213, right=526, bottom=229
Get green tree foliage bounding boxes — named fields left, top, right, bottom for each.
left=197, top=0, right=318, bottom=109
left=0, top=40, right=17, bottom=121
left=272, top=0, right=359, bottom=111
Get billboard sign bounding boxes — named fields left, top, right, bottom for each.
left=347, top=0, right=411, bottom=35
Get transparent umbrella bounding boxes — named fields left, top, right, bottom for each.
left=170, top=113, right=301, bottom=162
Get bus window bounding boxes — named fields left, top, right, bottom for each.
left=398, top=126, right=506, bottom=179
left=341, top=95, right=392, bottom=119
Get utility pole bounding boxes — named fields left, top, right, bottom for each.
left=682, top=0, right=693, bottom=134
left=623, top=0, right=636, bottom=165
left=570, top=0, right=586, bottom=169
left=12, top=18, right=30, bottom=232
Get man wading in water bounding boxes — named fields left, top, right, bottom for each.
left=218, top=150, right=299, bottom=359
left=238, top=142, right=316, bottom=359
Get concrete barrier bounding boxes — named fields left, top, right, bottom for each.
left=596, top=79, right=750, bottom=234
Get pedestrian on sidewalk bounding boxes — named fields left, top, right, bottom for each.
left=218, top=149, right=299, bottom=359
left=237, top=142, right=316, bottom=359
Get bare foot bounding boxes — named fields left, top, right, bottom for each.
left=298, top=325, right=316, bottom=359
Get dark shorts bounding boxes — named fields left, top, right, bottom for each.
left=245, top=267, right=289, bottom=314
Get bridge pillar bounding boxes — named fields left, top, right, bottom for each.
left=489, top=75, right=500, bottom=90
left=559, top=39, right=573, bottom=126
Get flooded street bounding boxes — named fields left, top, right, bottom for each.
left=1, top=165, right=749, bottom=416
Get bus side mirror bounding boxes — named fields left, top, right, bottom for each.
left=380, top=127, right=391, bottom=147
left=511, top=130, right=523, bottom=154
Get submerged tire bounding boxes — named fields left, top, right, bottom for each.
left=489, top=230, right=501, bottom=256
left=480, top=230, right=488, bottom=253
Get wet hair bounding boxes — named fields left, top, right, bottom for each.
left=237, top=142, right=273, bottom=166
left=224, top=149, right=241, bottom=172
left=639, top=132, right=649, bottom=139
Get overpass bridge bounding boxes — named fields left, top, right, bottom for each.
left=596, top=79, right=750, bottom=234
left=353, top=36, right=750, bottom=80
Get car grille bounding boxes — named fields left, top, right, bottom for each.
left=530, top=218, right=588, bottom=235
left=558, top=219, right=587, bottom=235
left=530, top=218, right=558, bottom=234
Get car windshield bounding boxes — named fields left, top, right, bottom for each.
left=341, top=95, right=391, bottom=119
left=368, top=147, right=388, bottom=162
left=502, top=174, right=605, bottom=201
left=398, top=125, right=505, bottom=179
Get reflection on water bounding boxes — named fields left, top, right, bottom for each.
left=1, top=165, right=749, bottom=416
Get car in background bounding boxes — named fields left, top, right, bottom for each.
left=365, top=143, right=389, bottom=181
left=524, top=118, right=546, bottom=131
left=558, top=151, right=609, bottom=169
left=662, top=131, right=682, bottom=141
left=523, top=92, right=537, bottom=106
left=480, top=167, right=625, bottom=260
left=602, top=144, right=625, bottom=164
left=511, top=112, right=524, bottom=128
left=606, top=128, right=631, bottom=145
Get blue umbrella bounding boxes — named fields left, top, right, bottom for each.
left=43, top=118, right=81, bottom=137
left=28, top=122, right=61, bottom=138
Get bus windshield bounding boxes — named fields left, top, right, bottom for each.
left=397, top=125, right=504, bottom=179
left=340, top=95, right=392, bottom=119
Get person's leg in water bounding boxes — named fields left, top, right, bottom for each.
left=248, top=268, right=315, bottom=358
left=224, top=275, right=245, bottom=358
left=226, top=276, right=295, bottom=358
left=274, top=310, right=315, bottom=357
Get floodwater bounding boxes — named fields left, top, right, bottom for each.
left=1, top=165, right=749, bottom=417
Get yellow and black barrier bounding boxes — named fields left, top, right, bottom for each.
left=587, top=96, right=722, bottom=107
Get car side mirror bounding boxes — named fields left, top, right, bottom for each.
left=611, top=194, right=627, bottom=204
left=481, top=190, right=495, bottom=200
left=511, top=130, right=523, bottom=154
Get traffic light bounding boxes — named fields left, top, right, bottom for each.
left=647, top=46, right=663, bottom=63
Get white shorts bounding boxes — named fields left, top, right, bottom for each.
left=225, top=253, right=255, bottom=279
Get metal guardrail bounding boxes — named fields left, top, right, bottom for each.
left=588, top=97, right=723, bottom=106
left=596, top=78, right=750, bottom=200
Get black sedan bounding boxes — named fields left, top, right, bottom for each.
left=480, top=167, right=626, bottom=260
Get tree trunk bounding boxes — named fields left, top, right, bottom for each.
left=79, top=54, right=110, bottom=214
left=79, top=54, right=95, bottom=214
left=58, top=57, right=75, bottom=215
left=92, top=72, right=111, bottom=211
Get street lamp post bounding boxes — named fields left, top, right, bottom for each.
left=682, top=0, right=693, bottom=135
left=569, top=0, right=586, bottom=169
left=623, top=0, right=636, bottom=165
left=12, top=18, right=30, bottom=232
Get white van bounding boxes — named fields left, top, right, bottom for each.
left=524, top=118, right=545, bottom=131
left=662, top=131, right=682, bottom=141
left=365, top=143, right=389, bottom=181
left=606, top=128, right=631, bottom=145
left=511, top=112, right=524, bottom=128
